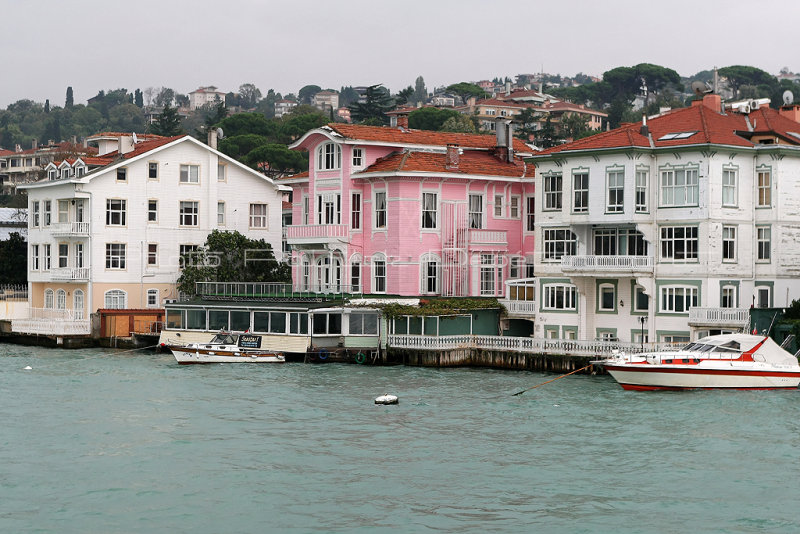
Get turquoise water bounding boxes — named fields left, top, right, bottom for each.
left=1, top=344, right=799, bottom=533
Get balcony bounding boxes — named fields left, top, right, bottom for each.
left=286, top=224, right=348, bottom=247
left=50, top=267, right=90, bottom=281
left=561, top=255, right=654, bottom=274
left=51, top=221, right=90, bottom=237
left=688, top=307, right=750, bottom=328
left=12, top=308, right=90, bottom=336
left=499, top=278, right=537, bottom=318
left=468, top=229, right=507, bottom=248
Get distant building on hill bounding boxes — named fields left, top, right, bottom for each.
left=188, top=86, right=226, bottom=110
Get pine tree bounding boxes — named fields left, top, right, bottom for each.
left=413, top=76, right=427, bottom=104
left=44, top=99, right=50, bottom=113
left=151, top=104, right=183, bottom=136
left=65, top=86, right=73, bottom=108
left=348, top=84, right=395, bottom=125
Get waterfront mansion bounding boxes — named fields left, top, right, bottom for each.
left=15, top=131, right=287, bottom=336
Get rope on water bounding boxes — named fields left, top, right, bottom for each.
left=511, top=364, right=594, bottom=396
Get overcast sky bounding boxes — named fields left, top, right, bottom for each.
left=1, top=0, right=798, bottom=109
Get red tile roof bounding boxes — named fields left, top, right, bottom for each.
left=324, top=123, right=532, bottom=153
left=360, top=149, right=527, bottom=178
left=536, top=103, right=800, bottom=155
left=120, top=135, right=183, bottom=160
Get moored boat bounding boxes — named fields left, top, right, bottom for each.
left=165, top=332, right=285, bottom=364
left=593, top=334, right=800, bottom=390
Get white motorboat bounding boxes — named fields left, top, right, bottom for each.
left=594, top=334, right=800, bottom=391
left=374, top=393, right=398, bottom=405
left=165, top=333, right=285, bottom=364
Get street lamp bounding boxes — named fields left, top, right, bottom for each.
left=638, top=316, right=646, bottom=351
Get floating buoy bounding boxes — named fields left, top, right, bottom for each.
left=23, top=366, right=32, bottom=370
left=375, top=393, right=398, bottom=405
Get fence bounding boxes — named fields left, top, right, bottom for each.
left=0, top=284, right=27, bottom=301
left=388, top=334, right=680, bottom=357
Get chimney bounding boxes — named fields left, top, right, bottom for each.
left=208, top=128, right=218, bottom=150
left=505, top=81, right=511, bottom=96
left=397, top=113, right=408, bottom=130
left=702, top=93, right=722, bottom=112
left=779, top=104, right=800, bottom=124
left=445, top=144, right=460, bottom=170
left=118, top=135, right=135, bottom=155
left=32, top=139, right=37, bottom=150
left=640, top=114, right=649, bottom=136
left=15, top=144, right=21, bottom=153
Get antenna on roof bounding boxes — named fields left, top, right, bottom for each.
left=783, top=90, right=795, bottom=106
left=691, top=81, right=713, bottom=97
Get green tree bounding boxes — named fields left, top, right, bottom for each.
left=298, top=84, right=322, bottom=105
left=718, top=65, right=777, bottom=99
left=514, top=107, right=545, bottom=140
left=395, top=86, right=414, bottom=106
left=408, top=107, right=460, bottom=131
left=245, top=143, right=306, bottom=176
left=279, top=106, right=329, bottom=141
left=440, top=114, right=477, bottom=133
left=154, top=88, right=175, bottom=108
left=0, top=232, right=27, bottom=284
left=44, top=99, right=50, bottom=113
left=413, top=76, right=427, bottom=104
left=65, top=86, right=74, bottom=109
left=560, top=113, right=592, bottom=141
left=348, top=84, right=395, bottom=124
left=445, top=82, right=488, bottom=102
left=151, top=104, right=183, bottom=136
left=238, top=83, right=262, bottom=109
left=339, top=86, right=360, bottom=108
left=177, top=230, right=290, bottom=296
left=134, top=89, right=144, bottom=108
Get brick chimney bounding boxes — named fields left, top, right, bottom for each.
left=208, top=128, right=218, bottom=150
left=445, top=144, right=460, bottom=170
left=779, top=104, right=800, bottom=124
left=699, top=93, right=722, bottom=112
left=390, top=111, right=409, bottom=130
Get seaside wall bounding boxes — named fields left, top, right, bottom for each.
left=391, top=347, right=597, bottom=373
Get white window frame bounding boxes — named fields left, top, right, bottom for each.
left=148, top=162, right=158, bottom=180
left=659, top=166, right=699, bottom=207
left=249, top=203, right=268, bottom=229
left=106, top=199, right=127, bottom=226
left=659, top=285, right=698, bottom=313
left=352, top=147, right=364, bottom=169
left=543, top=173, right=563, bottom=211
left=44, top=200, right=51, bottom=226
left=374, top=191, right=387, bottom=229
left=58, top=243, right=69, bottom=268
left=633, top=285, right=649, bottom=312
left=44, top=289, right=54, bottom=309
left=722, top=225, right=736, bottom=262
left=757, top=226, right=771, bottom=262
left=542, top=283, right=578, bottom=311
left=350, top=254, right=362, bottom=293
left=317, top=142, right=341, bottom=171
left=104, top=289, right=127, bottom=309
left=105, top=243, right=126, bottom=270
left=179, top=164, right=199, bottom=183
left=543, top=228, right=577, bottom=261
left=468, top=193, right=483, bottom=229
left=217, top=202, right=225, bottom=225
left=722, top=167, right=738, bottom=207
left=480, top=253, right=497, bottom=296
left=147, top=243, right=158, bottom=266
left=43, top=244, right=51, bottom=270
left=510, top=195, right=520, bottom=219
left=74, top=290, right=85, bottom=320
left=422, top=192, right=438, bottom=229
left=179, top=201, right=199, bottom=226
left=494, top=194, right=504, bottom=218
left=659, top=226, right=698, bottom=262
left=57, top=200, right=69, bottom=223
left=525, top=196, right=535, bottom=232
left=421, top=253, right=440, bottom=295
left=721, top=285, right=737, bottom=308
left=147, top=289, right=159, bottom=308
left=148, top=199, right=158, bottom=223
left=635, top=169, right=648, bottom=212
left=31, top=201, right=40, bottom=227
left=572, top=171, right=589, bottom=213
left=598, top=283, right=616, bottom=311
left=606, top=168, right=624, bottom=213
left=351, top=192, right=361, bottom=230
left=217, top=163, right=226, bottom=181
left=755, top=286, right=771, bottom=308
left=116, top=167, right=127, bottom=181
left=372, top=254, right=387, bottom=293
left=757, top=168, right=771, bottom=207
left=31, top=244, right=40, bottom=271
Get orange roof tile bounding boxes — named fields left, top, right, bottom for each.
left=324, top=123, right=532, bottom=153
left=360, top=150, right=527, bottom=178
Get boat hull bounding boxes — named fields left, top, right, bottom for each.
left=604, top=364, right=800, bottom=390
left=170, top=347, right=285, bottom=364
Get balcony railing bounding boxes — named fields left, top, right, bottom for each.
left=468, top=229, right=507, bottom=246
left=499, top=299, right=537, bottom=316
left=388, top=334, right=679, bottom=356
left=561, top=255, right=654, bottom=273
left=51, top=221, right=90, bottom=237
left=286, top=224, right=348, bottom=243
left=50, top=267, right=90, bottom=281
left=195, top=281, right=361, bottom=300
left=12, top=307, right=90, bottom=335
left=500, top=278, right=537, bottom=317
left=688, top=307, right=750, bottom=327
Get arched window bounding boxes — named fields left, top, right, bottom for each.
left=44, top=289, right=54, bottom=309
left=104, top=289, right=127, bottom=309
left=300, top=255, right=311, bottom=291
left=371, top=253, right=387, bottom=294
left=315, top=255, right=342, bottom=293
left=420, top=253, right=441, bottom=295
left=56, top=289, right=66, bottom=309
left=74, top=290, right=85, bottom=320
left=317, top=142, right=341, bottom=171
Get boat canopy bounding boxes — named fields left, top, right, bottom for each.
left=686, top=334, right=797, bottom=366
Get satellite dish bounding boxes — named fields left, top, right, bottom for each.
left=216, top=127, right=224, bottom=139
left=132, top=132, right=138, bottom=144
left=783, top=90, right=794, bottom=106
left=691, top=81, right=712, bottom=96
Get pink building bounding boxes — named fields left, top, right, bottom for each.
left=283, top=116, right=535, bottom=297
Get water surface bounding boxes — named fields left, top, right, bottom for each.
left=1, top=344, right=798, bottom=533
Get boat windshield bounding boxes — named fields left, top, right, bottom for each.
left=210, top=334, right=236, bottom=345
left=681, top=342, right=742, bottom=355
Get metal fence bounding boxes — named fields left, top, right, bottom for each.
left=0, top=284, right=27, bottom=301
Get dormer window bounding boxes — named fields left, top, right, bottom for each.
left=318, top=142, right=341, bottom=171
left=60, top=168, right=71, bottom=180
left=75, top=165, right=85, bottom=177
left=48, top=169, right=57, bottom=180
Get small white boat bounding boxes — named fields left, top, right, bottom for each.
left=166, top=333, right=285, bottom=364
left=375, top=393, right=398, bottom=405
left=594, top=334, right=800, bottom=391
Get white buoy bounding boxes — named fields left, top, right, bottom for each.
left=375, top=393, right=398, bottom=405
left=23, top=366, right=32, bottom=370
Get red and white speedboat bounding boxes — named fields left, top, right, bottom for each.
left=594, top=334, right=800, bottom=391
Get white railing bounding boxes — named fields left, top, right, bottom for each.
left=561, top=255, right=654, bottom=272
left=688, top=307, right=750, bottom=326
left=498, top=299, right=537, bottom=315
left=0, top=284, right=27, bottom=301
left=468, top=229, right=507, bottom=245
left=12, top=318, right=91, bottom=336
left=195, top=281, right=361, bottom=299
left=51, top=221, right=90, bottom=236
left=388, top=334, right=679, bottom=356
left=286, top=224, right=348, bottom=241
left=50, top=267, right=90, bottom=280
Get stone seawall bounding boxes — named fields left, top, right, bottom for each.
left=390, top=348, right=601, bottom=374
